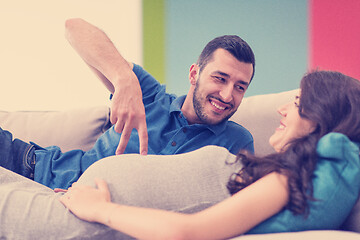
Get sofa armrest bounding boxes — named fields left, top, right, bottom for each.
left=0, top=106, right=111, bottom=151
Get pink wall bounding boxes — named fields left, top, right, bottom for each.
left=310, top=0, right=360, bottom=80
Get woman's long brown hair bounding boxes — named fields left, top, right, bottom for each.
left=227, top=70, right=360, bottom=215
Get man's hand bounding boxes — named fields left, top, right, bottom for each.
left=111, top=72, right=148, bottom=155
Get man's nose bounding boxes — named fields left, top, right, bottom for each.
left=219, top=85, right=233, bottom=103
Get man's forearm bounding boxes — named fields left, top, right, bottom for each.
left=65, top=18, right=148, bottom=155
left=64, top=18, right=135, bottom=93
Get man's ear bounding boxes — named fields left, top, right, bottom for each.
left=189, top=64, right=199, bottom=85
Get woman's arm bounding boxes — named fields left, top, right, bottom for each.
left=60, top=173, right=288, bottom=240
left=64, top=18, right=148, bottom=155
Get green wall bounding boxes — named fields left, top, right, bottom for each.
left=143, top=0, right=165, bottom=84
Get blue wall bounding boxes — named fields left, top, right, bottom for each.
left=165, top=0, right=308, bottom=97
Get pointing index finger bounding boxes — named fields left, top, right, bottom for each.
left=138, top=121, right=148, bottom=155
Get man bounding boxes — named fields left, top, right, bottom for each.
left=0, top=18, right=255, bottom=189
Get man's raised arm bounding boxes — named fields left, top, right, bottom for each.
left=65, top=18, right=148, bottom=155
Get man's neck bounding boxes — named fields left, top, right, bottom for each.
left=181, top=94, right=199, bottom=125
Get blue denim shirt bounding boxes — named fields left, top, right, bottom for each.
left=34, top=64, right=254, bottom=189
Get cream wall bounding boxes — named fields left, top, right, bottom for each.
left=0, top=0, right=142, bottom=111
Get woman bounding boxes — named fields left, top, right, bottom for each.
left=0, top=70, right=359, bottom=240
left=56, top=70, right=360, bottom=239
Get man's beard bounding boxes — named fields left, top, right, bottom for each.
left=192, top=81, right=235, bottom=125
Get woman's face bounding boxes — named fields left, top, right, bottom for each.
left=269, top=92, right=316, bottom=152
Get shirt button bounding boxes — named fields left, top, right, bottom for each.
left=182, top=128, right=187, bottom=133
left=171, top=141, right=177, bottom=146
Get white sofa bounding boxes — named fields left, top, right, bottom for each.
left=0, top=89, right=359, bottom=239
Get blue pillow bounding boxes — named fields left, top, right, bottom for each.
left=247, top=132, right=360, bottom=234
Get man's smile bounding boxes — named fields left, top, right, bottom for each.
left=208, top=97, right=233, bottom=113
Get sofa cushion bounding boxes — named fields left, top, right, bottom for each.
left=0, top=106, right=111, bottom=151
left=231, top=89, right=299, bottom=156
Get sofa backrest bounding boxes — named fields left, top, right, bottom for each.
left=0, top=106, right=111, bottom=151
left=0, top=89, right=298, bottom=155
left=230, top=89, right=298, bottom=156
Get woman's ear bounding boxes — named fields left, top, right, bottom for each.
left=189, top=64, right=199, bottom=85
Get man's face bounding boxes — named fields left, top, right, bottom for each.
left=190, top=49, right=253, bottom=125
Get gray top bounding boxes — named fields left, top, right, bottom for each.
left=0, top=146, right=241, bottom=240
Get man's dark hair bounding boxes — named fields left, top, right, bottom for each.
left=197, top=35, right=255, bottom=81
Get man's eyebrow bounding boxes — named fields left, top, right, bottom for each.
left=238, top=80, right=250, bottom=86
left=213, top=71, right=230, bottom=78
left=213, top=71, right=249, bottom=86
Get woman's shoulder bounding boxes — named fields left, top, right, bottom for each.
left=316, top=132, right=360, bottom=161
left=317, top=132, right=360, bottom=153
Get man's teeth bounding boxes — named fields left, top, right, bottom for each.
left=211, top=101, right=225, bottom=110
left=278, top=125, right=285, bottom=129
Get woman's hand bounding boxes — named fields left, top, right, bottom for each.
left=59, top=178, right=111, bottom=223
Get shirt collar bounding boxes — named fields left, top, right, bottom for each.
left=169, top=95, right=228, bottom=136
left=169, top=95, right=186, bottom=113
